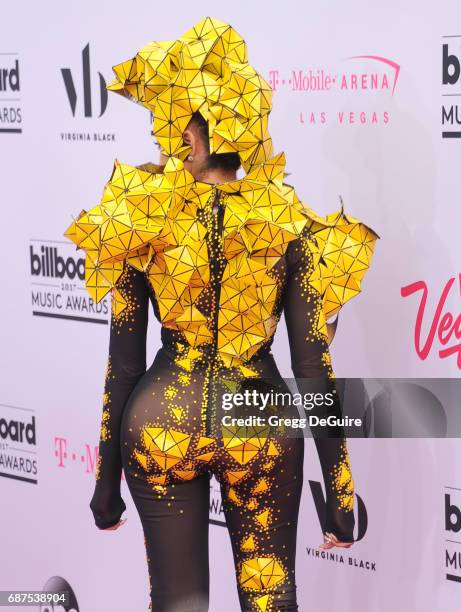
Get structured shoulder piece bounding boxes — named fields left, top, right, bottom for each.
left=64, top=154, right=378, bottom=370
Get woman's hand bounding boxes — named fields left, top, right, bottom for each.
left=89, top=487, right=127, bottom=530
left=319, top=531, right=353, bottom=550
left=98, top=517, right=127, bottom=531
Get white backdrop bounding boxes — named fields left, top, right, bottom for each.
left=1, top=1, right=460, bottom=610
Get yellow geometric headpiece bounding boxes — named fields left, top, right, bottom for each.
left=106, top=16, right=273, bottom=172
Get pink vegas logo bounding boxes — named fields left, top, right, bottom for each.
left=401, top=275, right=461, bottom=369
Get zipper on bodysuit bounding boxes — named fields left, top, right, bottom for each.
left=204, top=189, right=225, bottom=437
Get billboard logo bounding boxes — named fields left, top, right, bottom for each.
left=61, top=43, right=108, bottom=118
left=445, top=487, right=461, bottom=583
left=443, top=44, right=461, bottom=85
left=30, top=244, right=85, bottom=280
left=29, top=239, right=109, bottom=324
left=0, top=53, right=22, bottom=133
left=441, top=37, right=461, bottom=138
left=0, top=58, right=20, bottom=92
left=0, top=405, right=38, bottom=484
left=209, top=476, right=226, bottom=526
left=446, top=493, right=461, bottom=533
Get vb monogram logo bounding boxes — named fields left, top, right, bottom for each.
left=309, top=479, right=368, bottom=541
left=61, top=43, right=108, bottom=118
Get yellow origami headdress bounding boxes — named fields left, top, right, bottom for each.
left=107, top=16, right=273, bottom=172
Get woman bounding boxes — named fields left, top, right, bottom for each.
left=64, top=17, right=378, bottom=612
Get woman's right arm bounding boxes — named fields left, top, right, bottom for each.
left=89, top=262, right=149, bottom=529
left=283, top=233, right=355, bottom=544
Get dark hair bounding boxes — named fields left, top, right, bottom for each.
left=189, top=111, right=241, bottom=172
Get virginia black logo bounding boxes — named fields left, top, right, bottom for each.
left=61, top=43, right=108, bottom=118
left=209, top=476, right=226, bottom=526
left=307, top=480, right=376, bottom=571
left=309, top=479, right=368, bottom=541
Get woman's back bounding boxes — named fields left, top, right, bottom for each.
left=63, top=17, right=379, bottom=610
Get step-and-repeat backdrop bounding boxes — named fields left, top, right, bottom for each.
left=1, top=1, right=460, bottom=610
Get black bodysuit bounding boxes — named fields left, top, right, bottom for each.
left=63, top=156, right=378, bottom=612
left=86, top=189, right=359, bottom=612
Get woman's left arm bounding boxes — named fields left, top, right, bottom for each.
left=89, top=262, right=149, bottom=530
